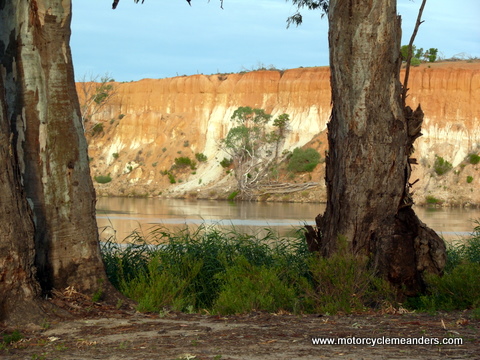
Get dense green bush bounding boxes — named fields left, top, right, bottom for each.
left=168, top=172, right=176, bottom=184
left=445, top=222, right=480, bottom=270
left=287, top=147, right=321, bottom=173
left=102, top=225, right=308, bottom=311
left=94, top=174, right=112, bottom=184
left=125, top=255, right=203, bottom=312
left=195, top=153, right=208, bottom=162
left=412, top=263, right=480, bottom=311
left=213, top=256, right=297, bottom=314
left=302, top=238, right=395, bottom=314
left=407, top=222, right=480, bottom=312
left=101, top=229, right=151, bottom=289
left=467, top=175, right=474, bottom=183
left=220, top=157, right=233, bottom=168
left=91, top=122, right=104, bottom=136
left=425, top=195, right=443, bottom=205
left=410, top=57, right=421, bottom=67
left=433, top=155, right=453, bottom=175
left=468, top=153, right=480, bottom=165
left=173, top=156, right=196, bottom=170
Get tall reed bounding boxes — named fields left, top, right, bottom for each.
left=101, top=221, right=480, bottom=315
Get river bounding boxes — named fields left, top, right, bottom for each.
left=95, top=197, right=479, bottom=243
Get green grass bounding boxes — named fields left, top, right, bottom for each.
left=213, top=256, right=298, bottom=314
left=102, top=225, right=310, bottom=312
left=101, top=225, right=396, bottom=315
left=227, top=190, right=239, bottom=201
left=1, top=330, right=23, bottom=350
left=101, top=221, right=480, bottom=316
left=425, top=195, right=443, bottom=205
left=301, top=237, right=395, bottom=314
left=406, top=220, right=480, bottom=312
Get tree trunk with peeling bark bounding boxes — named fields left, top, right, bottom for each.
left=0, top=0, right=111, bottom=322
left=0, top=74, right=45, bottom=324
left=305, top=0, right=446, bottom=296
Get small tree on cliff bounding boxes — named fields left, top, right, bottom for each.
left=220, top=107, right=290, bottom=198
left=401, top=45, right=439, bottom=64
left=78, top=73, right=117, bottom=132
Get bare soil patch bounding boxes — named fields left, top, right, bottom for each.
left=1, top=294, right=478, bottom=360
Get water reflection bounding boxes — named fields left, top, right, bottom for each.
left=96, top=197, right=479, bottom=242
left=96, top=198, right=325, bottom=240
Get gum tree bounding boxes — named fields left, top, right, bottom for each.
left=220, top=107, right=290, bottom=198
left=0, top=0, right=112, bottom=323
left=292, top=0, right=445, bottom=295
left=78, top=73, right=117, bottom=131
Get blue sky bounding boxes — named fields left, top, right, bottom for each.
left=71, top=0, right=480, bottom=82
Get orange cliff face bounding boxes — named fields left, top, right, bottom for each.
left=82, top=61, right=480, bottom=205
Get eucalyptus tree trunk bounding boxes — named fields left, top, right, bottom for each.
left=0, top=0, right=108, bottom=301
left=305, top=0, right=446, bottom=295
left=0, top=74, right=45, bottom=324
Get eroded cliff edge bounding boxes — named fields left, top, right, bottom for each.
left=84, top=61, right=480, bottom=206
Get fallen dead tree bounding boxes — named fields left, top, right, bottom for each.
left=257, top=182, right=320, bottom=194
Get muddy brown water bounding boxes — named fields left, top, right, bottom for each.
left=96, top=198, right=480, bottom=243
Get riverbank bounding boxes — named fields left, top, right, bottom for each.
left=87, top=61, right=480, bottom=207
left=95, top=187, right=480, bottom=208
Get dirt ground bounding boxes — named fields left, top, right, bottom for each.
left=1, top=290, right=479, bottom=360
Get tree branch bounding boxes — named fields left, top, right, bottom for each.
left=113, top=0, right=224, bottom=10
left=402, top=0, right=427, bottom=107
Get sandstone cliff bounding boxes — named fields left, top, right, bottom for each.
left=84, top=61, right=480, bottom=205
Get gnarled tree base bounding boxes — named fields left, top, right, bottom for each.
left=305, top=206, right=446, bottom=297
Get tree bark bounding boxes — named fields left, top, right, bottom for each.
left=0, top=0, right=108, bottom=299
left=0, top=71, right=46, bottom=324
left=305, top=0, right=446, bottom=295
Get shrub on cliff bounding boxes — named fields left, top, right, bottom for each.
left=220, top=157, right=233, bottom=168
left=173, top=156, right=196, bottom=170
left=287, top=147, right=321, bottom=173
left=468, top=153, right=480, bottom=165
left=434, top=155, right=453, bottom=176
left=94, top=174, right=112, bottom=184
left=90, top=122, right=104, bottom=136
left=195, top=153, right=207, bottom=162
